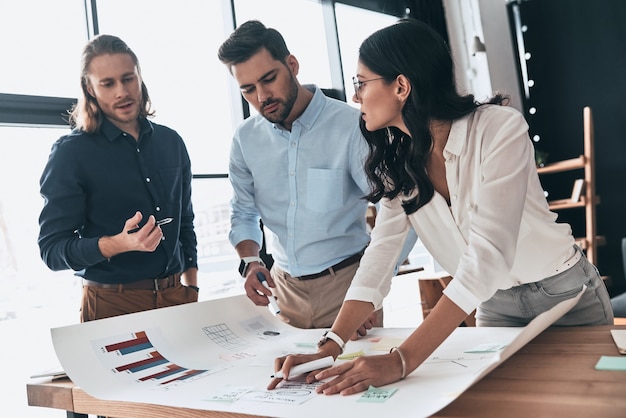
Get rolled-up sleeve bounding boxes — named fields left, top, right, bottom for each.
left=228, top=131, right=263, bottom=248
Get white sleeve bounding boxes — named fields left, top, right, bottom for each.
left=344, top=197, right=412, bottom=310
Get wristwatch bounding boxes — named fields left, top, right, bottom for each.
left=317, top=330, right=345, bottom=354
left=238, top=256, right=265, bottom=277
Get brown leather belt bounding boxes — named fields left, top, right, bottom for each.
left=83, top=273, right=182, bottom=291
left=296, top=251, right=363, bottom=281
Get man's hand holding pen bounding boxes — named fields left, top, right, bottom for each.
left=243, top=263, right=276, bottom=307
left=123, top=211, right=169, bottom=251
left=98, top=211, right=167, bottom=259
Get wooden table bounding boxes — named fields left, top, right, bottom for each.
left=27, top=325, right=626, bottom=418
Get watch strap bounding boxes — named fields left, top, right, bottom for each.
left=318, top=330, right=345, bottom=354
left=242, top=256, right=264, bottom=264
left=239, top=256, right=265, bottom=277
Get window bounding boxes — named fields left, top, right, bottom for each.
left=0, top=126, right=80, bottom=321
left=191, top=177, right=240, bottom=300
left=335, top=3, right=399, bottom=108
left=97, top=0, right=240, bottom=174
left=0, top=0, right=86, bottom=97
left=234, top=0, right=332, bottom=88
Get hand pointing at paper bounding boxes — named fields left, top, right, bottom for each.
left=268, top=352, right=331, bottom=389
left=269, top=295, right=467, bottom=395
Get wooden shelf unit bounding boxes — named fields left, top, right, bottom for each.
left=536, top=106, right=602, bottom=265
left=537, top=156, right=585, bottom=174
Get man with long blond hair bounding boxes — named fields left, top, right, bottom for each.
left=38, top=34, right=199, bottom=322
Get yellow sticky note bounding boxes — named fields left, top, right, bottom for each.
left=337, top=350, right=365, bottom=360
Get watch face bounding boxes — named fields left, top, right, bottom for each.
left=238, top=259, right=246, bottom=276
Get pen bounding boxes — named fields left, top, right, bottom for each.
left=271, top=356, right=335, bottom=379
left=127, top=217, right=173, bottom=234
left=256, top=272, right=281, bottom=316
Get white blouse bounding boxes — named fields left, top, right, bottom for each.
left=345, top=105, right=576, bottom=314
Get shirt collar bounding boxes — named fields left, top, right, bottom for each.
left=271, top=84, right=323, bottom=131
left=443, top=113, right=471, bottom=158
left=100, top=117, right=153, bottom=141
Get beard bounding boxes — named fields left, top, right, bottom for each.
left=260, top=75, right=299, bottom=124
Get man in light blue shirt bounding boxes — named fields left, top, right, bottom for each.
left=218, top=20, right=411, bottom=330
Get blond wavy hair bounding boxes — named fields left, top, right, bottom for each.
left=69, top=34, right=154, bottom=132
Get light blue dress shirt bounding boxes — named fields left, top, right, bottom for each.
left=228, top=85, right=372, bottom=277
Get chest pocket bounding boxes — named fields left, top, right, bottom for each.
left=306, top=168, right=343, bottom=213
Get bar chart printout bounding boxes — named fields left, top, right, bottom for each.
left=103, top=331, right=153, bottom=355
left=96, top=330, right=210, bottom=388
left=50, top=293, right=585, bottom=417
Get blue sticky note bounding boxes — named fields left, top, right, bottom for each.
left=595, top=356, right=626, bottom=371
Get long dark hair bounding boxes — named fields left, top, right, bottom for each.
left=358, top=18, right=506, bottom=214
left=69, top=34, right=153, bottom=133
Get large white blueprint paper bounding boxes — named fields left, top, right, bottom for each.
left=51, top=288, right=584, bottom=418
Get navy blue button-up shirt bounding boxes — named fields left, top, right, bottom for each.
left=38, top=117, right=197, bottom=284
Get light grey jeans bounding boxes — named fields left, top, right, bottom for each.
left=476, top=248, right=614, bottom=327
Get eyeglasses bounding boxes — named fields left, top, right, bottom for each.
left=352, top=76, right=385, bottom=100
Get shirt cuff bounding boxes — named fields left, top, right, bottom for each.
left=86, top=236, right=108, bottom=264
left=228, top=227, right=263, bottom=249
left=442, top=280, right=482, bottom=314
left=344, top=285, right=386, bottom=311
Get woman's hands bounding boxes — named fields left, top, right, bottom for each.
left=267, top=348, right=405, bottom=396
left=314, top=351, right=404, bottom=396
left=352, top=311, right=380, bottom=339
left=267, top=352, right=333, bottom=389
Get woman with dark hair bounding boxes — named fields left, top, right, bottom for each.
left=269, top=18, right=612, bottom=395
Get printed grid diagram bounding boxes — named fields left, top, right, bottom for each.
left=202, top=323, right=251, bottom=351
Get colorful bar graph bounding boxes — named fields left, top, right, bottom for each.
left=160, top=369, right=206, bottom=385
left=101, top=330, right=209, bottom=387
left=115, top=351, right=168, bottom=373
left=105, top=331, right=153, bottom=355
left=139, top=364, right=186, bottom=381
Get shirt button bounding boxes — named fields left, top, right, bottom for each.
left=290, top=171, right=295, bottom=176
left=146, top=178, right=151, bottom=183
left=452, top=195, right=458, bottom=200
left=156, top=207, right=161, bottom=212
left=136, top=148, right=140, bottom=153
